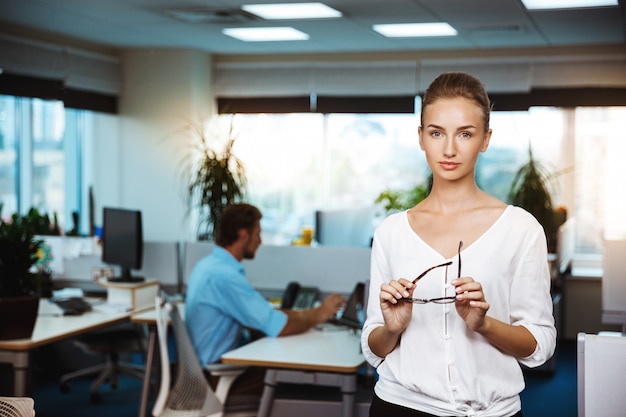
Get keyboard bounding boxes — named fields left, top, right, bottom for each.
left=54, top=298, right=93, bottom=315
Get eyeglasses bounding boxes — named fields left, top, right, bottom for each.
left=402, top=241, right=463, bottom=304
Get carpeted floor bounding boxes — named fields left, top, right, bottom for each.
left=24, top=339, right=577, bottom=417
left=520, top=339, right=578, bottom=417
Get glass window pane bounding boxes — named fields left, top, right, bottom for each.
left=233, top=113, right=325, bottom=244
left=326, top=113, right=424, bottom=207
left=486, top=109, right=566, bottom=204
left=575, top=107, right=626, bottom=252
left=31, top=99, right=65, bottom=226
left=0, top=96, right=17, bottom=217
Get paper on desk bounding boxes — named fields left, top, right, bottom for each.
left=52, top=288, right=84, bottom=299
left=92, top=302, right=132, bottom=313
left=39, top=300, right=65, bottom=316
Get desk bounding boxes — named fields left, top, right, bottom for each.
left=0, top=299, right=134, bottom=396
left=221, top=328, right=365, bottom=417
left=132, top=308, right=365, bottom=417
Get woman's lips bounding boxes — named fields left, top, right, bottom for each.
left=439, top=161, right=459, bottom=170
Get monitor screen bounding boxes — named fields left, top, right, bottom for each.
left=102, top=207, right=144, bottom=283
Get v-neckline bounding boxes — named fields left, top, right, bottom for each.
left=404, top=205, right=512, bottom=259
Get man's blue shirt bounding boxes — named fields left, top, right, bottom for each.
left=185, top=246, right=287, bottom=364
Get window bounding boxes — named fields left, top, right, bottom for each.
left=0, top=95, right=90, bottom=234
left=574, top=107, right=626, bottom=251
left=228, top=106, right=626, bottom=255
left=231, top=113, right=424, bottom=245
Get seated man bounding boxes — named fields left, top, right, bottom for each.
left=186, top=203, right=345, bottom=394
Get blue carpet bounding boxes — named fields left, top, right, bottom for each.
left=32, top=371, right=144, bottom=417
left=26, top=339, right=577, bottom=417
left=520, top=339, right=577, bottom=417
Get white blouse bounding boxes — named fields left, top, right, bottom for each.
left=361, top=206, right=556, bottom=417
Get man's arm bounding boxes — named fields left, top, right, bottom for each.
left=278, top=293, right=345, bottom=336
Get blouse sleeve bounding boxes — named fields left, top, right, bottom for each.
left=360, top=225, right=391, bottom=368
left=511, top=222, right=557, bottom=368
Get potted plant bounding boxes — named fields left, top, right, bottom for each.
left=0, top=204, right=48, bottom=339
left=176, top=116, right=247, bottom=240
left=375, top=174, right=433, bottom=213
left=508, top=146, right=565, bottom=253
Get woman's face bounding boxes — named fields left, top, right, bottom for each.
left=419, top=97, right=491, bottom=181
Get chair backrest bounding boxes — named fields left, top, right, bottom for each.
left=0, top=397, right=35, bottom=417
left=153, top=293, right=223, bottom=417
left=577, top=332, right=626, bottom=417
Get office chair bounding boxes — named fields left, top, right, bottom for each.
left=577, top=332, right=626, bottom=417
left=59, top=323, right=146, bottom=403
left=0, top=397, right=35, bottom=417
left=153, top=293, right=257, bottom=417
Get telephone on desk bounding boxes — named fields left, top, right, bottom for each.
left=281, top=282, right=319, bottom=310
left=280, top=281, right=365, bottom=329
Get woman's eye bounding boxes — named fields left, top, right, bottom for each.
left=432, top=131, right=442, bottom=138
left=460, top=132, right=471, bottom=139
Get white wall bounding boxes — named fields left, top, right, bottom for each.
left=103, top=49, right=215, bottom=241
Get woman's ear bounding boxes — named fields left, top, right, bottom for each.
left=418, top=126, right=425, bottom=150
left=480, top=128, right=492, bottom=153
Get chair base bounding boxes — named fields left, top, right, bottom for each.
left=60, top=359, right=144, bottom=403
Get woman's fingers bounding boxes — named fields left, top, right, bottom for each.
left=380, top=279, right=414, bottom=304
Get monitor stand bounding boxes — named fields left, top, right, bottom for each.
left=107, top=267, right=145, bottom=283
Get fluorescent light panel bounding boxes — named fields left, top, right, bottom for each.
left=521, top=0, right=618, bottom=9
left=222, top=27, right=310, bottom=42
left=241, top=2, right=342, bottom=19
left=373, top=22, right=457, bottom=38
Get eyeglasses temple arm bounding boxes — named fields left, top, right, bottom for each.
left=411, top=261, right=453, bottom=284
left=457, top=241, right=463, bottom=279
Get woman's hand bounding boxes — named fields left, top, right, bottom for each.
left=452, top=277, right=490, bottom=332
left=379, top=278, right=415, bottom=334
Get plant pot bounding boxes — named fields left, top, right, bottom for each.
left=0, top=295, right=40, bottom=340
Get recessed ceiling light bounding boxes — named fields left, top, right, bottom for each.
left=372, top=23, right=458, bottom=38
left=222, top=27, right=310, bottom=42
left=521, top=0, right=618, bottom=9
left=241, top=2, right=342, bottom=19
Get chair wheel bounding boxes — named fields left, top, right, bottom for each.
left=90, top=392, right=102, bottom=404
left=59, top=382, right=71, bottom=394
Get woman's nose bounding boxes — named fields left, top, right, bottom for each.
left=443, top=138, right=456, bottom=157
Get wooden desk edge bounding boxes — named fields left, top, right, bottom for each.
left=95, top=278, right=159, bottom=290
left=0, top=316, right=129, bottom=351
left=221, top=357, right=366, bottom=374
left=0, top=305, right=154, bottom=351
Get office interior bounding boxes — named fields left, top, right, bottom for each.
left=1, top=0, right=626, bottom=415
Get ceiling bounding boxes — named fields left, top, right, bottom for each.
left=0, top=0, right=624, bottom=56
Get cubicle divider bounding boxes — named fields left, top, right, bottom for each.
left=137, top=241, right=181, bottom=293
left=181, top=242, right=371, bottom=299
left=51, top=240, right=181, bottom=294
left=244, top=245, right=371, bottom=295
left=181, top=241, right=216, bottom=288
left=56, top=239, right=371, bottom=300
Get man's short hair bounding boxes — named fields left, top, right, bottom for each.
left=215, top=203, right=262, bottom=247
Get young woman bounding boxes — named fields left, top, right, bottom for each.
left=361, top=72, right=556, bottom=417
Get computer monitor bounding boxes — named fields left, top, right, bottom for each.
left=102, top=207, right=144, bottom=283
